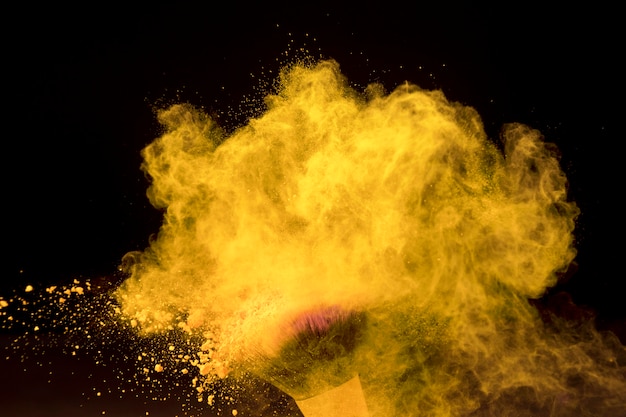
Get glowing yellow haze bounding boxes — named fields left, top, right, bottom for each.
left=115, top=60, right=618, bottom=416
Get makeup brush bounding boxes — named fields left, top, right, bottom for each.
left=250, top=305, right=370, bottom=417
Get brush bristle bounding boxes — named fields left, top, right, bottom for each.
left=252, top=305, right=366, bottom=400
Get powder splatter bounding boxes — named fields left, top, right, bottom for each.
left=2, top=59, right=624, bottom=417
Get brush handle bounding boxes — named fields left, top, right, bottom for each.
left=295, top=375, right=370, bottom=417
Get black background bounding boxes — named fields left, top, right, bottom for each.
left=2, top=2, right=623, bottom=416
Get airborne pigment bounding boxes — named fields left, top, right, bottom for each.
left=114, top=60, right=625, bottom=416
left=2, top=59, right=624, bottom=416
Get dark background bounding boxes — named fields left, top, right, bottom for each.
left=2, top=2, right=622, bottom=416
